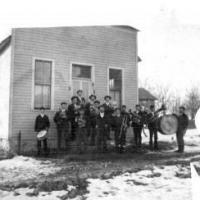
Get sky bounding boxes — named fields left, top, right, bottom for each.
left=0, top=0, right=200, bottom=97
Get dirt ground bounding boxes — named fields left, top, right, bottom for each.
left=0, top=128, right=200, bottom=200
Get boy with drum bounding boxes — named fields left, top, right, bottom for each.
left=34, top=107, right=50, bottom=156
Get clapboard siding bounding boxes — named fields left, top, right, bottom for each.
left=10, top=26, right=138, bottom=151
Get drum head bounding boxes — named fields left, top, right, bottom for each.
left=37, top=130, right=47, bottom=140
left=195, top=108, right=200, bottom=133
left=159, top=114, right=178, bottom=135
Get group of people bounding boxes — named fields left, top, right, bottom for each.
left=34, top=89, right=189, bottom=156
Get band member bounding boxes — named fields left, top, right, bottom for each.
left=113, top=108, right=128, bottom=153
left=75, top=108, right=88, bottom=153
left=175, top=106, right=189, bottom=153
left=85, top=94, right=97, bottom=145
left=68, top=96, right=80, bottom=140
left=102, top=95, right=114, bottom=140
left=147, top=105, right=158, bottom=150
left=54, top=102, right=70, bottom=151
left=96, top=105, right=109, bottom=152
left=77, top=90, right=85, bottom=106
left=94, top=100, right=100, bottom=112
left=34, top=107, right=50, bottom=156
left=132, top=104, right=143, bottom=149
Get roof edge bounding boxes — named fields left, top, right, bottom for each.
left=0, top=35, right=11, bottom=56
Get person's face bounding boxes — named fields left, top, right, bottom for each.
left=150, top=107, right=155, bottom=112
left=136, top=106, right=140, bottom=111
left=100, top=107, right=105, bottom=113
left=91, top=97, right=95, bottom=102
left=40, top=109, right=45, bottom=114
left=72, top=98, right=78, bottom=104
left=79, top=110, right=85, bottom=115
left=179, top=108, right=184, bottom=114
left=61, top=104, right=67, bottom=110
left=95, top=102, right=100, bottom=107
left=77, top=91, right=82, bottom=96
left=105, top=97, right=110, bottom=102
left=122, top=107, right=126, bottom=112
left=116, top=109, right=121, bottom=115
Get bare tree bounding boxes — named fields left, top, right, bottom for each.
left=184, top=86, right=200, bottom=120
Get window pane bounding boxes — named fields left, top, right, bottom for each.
left=34, top=85, right=43, bottom=109
left=109, top=69, right=122, bottom=90
left=43, top=86, right=51, bottom=109
left=34, top=59, right=52, bottom=109
left=72, top=64, right=91, bottom=79
left=35, top=61, right=44, bottom=84
left=43, top=61, right=51, bottom=84
left=72, top=80, right=81, bottom=96
left=35, top=60, right=52, bottom=84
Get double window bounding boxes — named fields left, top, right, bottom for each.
left=34, top=59, right=52, bottom=109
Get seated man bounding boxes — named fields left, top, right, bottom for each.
left=34, top=107, right=50, bottom=156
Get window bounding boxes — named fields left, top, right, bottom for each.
left=72, top=64, right=91, bottom=79
left=34, top=60, right=52, bottom=109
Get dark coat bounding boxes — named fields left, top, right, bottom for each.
left=132, top=111, right=143, bottom=129
left=53, top=110, right=69, bottom=128
left=35, top=115, right=50, bottom=132
left=68, top=104, right=79, bottom=121
left=177, top=113, right=189, bottom=132
left=102, top=103, right=114, bottom=117
left=147, top=112, right=157, bottom=130
left=96, top=113, right=109, bottom=129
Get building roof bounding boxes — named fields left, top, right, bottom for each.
left=139, top=88, right=157, bottom=101
left=0, top=35, right=11, bottom=56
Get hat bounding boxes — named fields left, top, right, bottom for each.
left=61, top=102, right=67, bottom=105
left=179, top=106, right=186, bottom=110
left=71, top=96, right=78, bottom=101
left=89, top=94, right=97, bottom=100
left=94, top=100, right=100, bottom=104
left=104, top=95, right=112, bottom=100
left=77, top=89, right=83, bottom=94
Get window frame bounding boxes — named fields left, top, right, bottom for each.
left=107, top=66, right=124, bottom=105
left=69, top=62, right=95, bottom=96
left=32, top=57, right=55, bottom=111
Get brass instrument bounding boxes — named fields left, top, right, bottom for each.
left=76, top=115, right=86, bottom=128
left=119, top=114, right=128, bottom=138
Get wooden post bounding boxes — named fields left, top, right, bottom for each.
left=18, top=131, right=21, bottom=155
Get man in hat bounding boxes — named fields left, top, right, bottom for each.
left=77, top=90, right=85, bottom=106
left=147, top=105, right=158, bottom=150
left=96, top=105, right=109, bottom=152
left=85, top=94, right=97, bottom=144
left=68, top=96, right=80, bottom=140
left=34, top=107, right=50, bottom=156
left=102, top=95, right=114, bottom=140
left=175, top=106, right=189, bottom=153
left=113, top=107, right=129, bottom=153
left=54, top=102, right=70, bottom=151
left=132, top=104, right=143, bottom=149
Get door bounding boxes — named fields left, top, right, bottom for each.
left=72, top=63, right=93, bottom=100
left=109, top=68, right=122, bottom=107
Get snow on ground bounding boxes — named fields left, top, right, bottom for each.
left=0, top=129, right=200, bottom=200
left=0, top=156, right=61, bottom=184
left=84, top=165, right=191, bottom=200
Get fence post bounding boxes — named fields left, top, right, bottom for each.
left=18, top=131, right=21, bottom=155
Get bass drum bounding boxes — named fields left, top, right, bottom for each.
left=195, top=108, right=200, bottom=133
left=157, top=114, right=178, bottom=135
